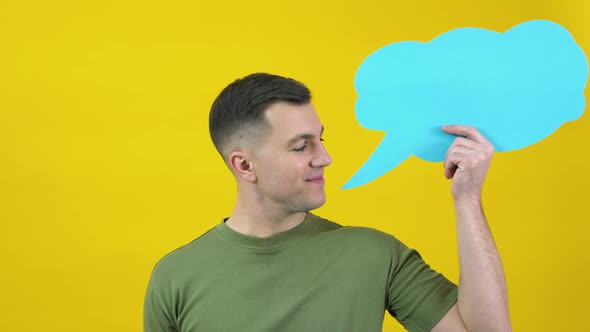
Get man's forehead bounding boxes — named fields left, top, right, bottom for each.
left=265, top=102, right=321, bottom=126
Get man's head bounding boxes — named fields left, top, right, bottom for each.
left=209, top=73, right=332, bottom=212
left=210, top=73, right=311, bottom=159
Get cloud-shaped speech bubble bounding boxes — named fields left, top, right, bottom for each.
left=342, top=20, right=588, bottom=189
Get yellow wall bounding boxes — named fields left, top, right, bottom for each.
left=1, top=0, right=588, bottom=331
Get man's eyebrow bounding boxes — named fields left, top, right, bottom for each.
left=286, top=126, right=324, bottom=147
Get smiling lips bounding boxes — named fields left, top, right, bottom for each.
left=306, top=175, right=325, bottom=184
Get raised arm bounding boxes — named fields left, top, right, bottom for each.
left=432, top=125, right=511, bottom=332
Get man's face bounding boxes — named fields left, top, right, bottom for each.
left=250, top=102, right=332, bottom=213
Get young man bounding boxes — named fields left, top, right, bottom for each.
left=144, top=73, right=511, bottom=332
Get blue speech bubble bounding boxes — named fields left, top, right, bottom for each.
left=342, top=20, right=588, bottom=189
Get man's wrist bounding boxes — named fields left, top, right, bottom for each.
left=452, top=194, right=483, bottom=209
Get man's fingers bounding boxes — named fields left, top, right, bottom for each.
left=444, top=162, right=456, bottom=179
left=444, top=157, right=460, bottom=179
left=444, top=149, right=468, bottom=179
left=442, top=126, right=495, bottom=181
left=445, top=137, right=478, bottom=164
left=444, top=144, right=471, bottom=173
left=452, top=137, right=478, bottom=148
left=442, top=125, right=489, bottom=145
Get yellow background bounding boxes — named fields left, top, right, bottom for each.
left=1, top=0, right=589, bottom=331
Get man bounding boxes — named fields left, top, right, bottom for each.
left=144, top=73, right=511, bottom=331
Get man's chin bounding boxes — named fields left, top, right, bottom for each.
left=288, top=191, right=327, bottom=213
left=307, top=195, right=327, bottom=211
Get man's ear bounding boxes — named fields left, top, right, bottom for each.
left=228, top=151, right=256, bottom=182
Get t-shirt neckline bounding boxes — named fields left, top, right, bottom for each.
left=214, top=212, right=319, bottom=251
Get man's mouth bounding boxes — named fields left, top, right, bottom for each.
left=306, top=176, right=325, bottom=184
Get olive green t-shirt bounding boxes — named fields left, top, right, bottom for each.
left=144, top=213, right=457, bottom=332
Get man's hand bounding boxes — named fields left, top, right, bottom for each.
left=442, top=125, right=495, bottom=202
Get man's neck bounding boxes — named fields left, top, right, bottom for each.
left=226, top=198, right=307, bottom=238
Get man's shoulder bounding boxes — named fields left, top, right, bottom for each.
left=149, top=227, right=218, bottom=280
left=310, top=215, right=408, bottom=268
left=312, top=214, right=400, bottom=247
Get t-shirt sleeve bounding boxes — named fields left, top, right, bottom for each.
left=143, top=265, right=178, bottom=332
left=386, top=236, right=458, bottom=332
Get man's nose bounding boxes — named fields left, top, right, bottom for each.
left=311, top=143, right=332, bottom=167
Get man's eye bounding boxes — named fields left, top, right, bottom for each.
left=293, top=143, right=307, bottom=152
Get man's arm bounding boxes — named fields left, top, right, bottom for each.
left=432, top=125, right=511, bottom=332
left=144, top=268, right=178, bottom=332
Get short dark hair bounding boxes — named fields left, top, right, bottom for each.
left=209, top=73, right=312, bottom=158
